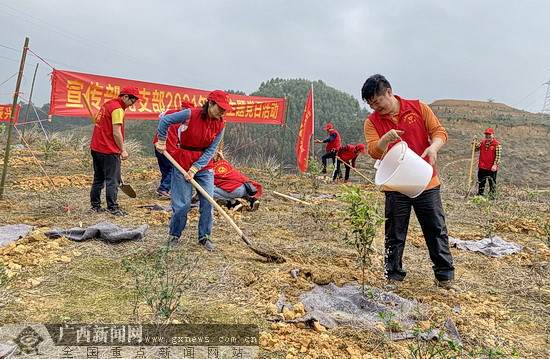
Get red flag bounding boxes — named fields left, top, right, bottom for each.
left=296, top=87, right=314, bottom=172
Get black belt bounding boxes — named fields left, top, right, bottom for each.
left=178, top=144, right=208, bottom=151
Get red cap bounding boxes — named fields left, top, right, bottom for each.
left=484, top=128, right=494, bottom=134
left=207, top=90, right=234, bottom=112
left=324, top=123, right=333, bottom=131
left=120, top=85, right=144, bottom=100
left=356, top=143, right=366, bottom=154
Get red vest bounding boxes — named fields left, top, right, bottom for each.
left=337, top=144, right=358, bottom=162
left=478, top=139, right=500, bottom=170
left=213, top=160, right=262, bottom=198
left=153, top=109, right=180, bottom=147
left=90, top=97, right=126, bottom=154
left=326, top=129, right=341, bottom=151
left=368, top=96, right=436, bottom=178
left=166, top=108, right=225, bottom=172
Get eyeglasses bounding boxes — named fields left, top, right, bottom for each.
left=127, top=95, right=138, bottom=104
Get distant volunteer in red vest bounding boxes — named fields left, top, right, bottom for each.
left=333, top=143, right=366, bottom=181
left=155, top=90, right=233, bottom=251
left=153, top=100, right=196, bottom=199
left=213, top=158, right=262, bottom=211
left=362, top=74, right=459, bottom=293
left=314, top=123, right=341, bottom=174
left=475, top=128, right=501, bottom=197
left=89, top=85, right=143, bottom=216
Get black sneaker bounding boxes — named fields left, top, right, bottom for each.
left=166, top=235, right=179, bottom=248
left=226, top=200, right=243, bottom=211
left=199, top=237, right=216, bottom=251
left=436, top=280, right=462, bottom=293
left=384, top=279, right=402, bottom=291
left=248, top=197, right=260, bottom=211
left=89, top=206, right=106, bottom=213
left=108, top=208, right=128, bottom=216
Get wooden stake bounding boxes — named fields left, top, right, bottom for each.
left=0, top=37, right=29, bottom=200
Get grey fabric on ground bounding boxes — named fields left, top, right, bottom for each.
left=0, top=342, right=17, bottom=358
left=278, top=282, right=461, bottom=343
left=449, top=235, right=523, bottom=258
left=44, top=221, right=148, bottom=244
left=0, top=224, right=34, bottom=247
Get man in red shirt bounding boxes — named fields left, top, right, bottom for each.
left=475, top=128, right=501, bottom=197
left=213, top=158, right=262, bottom=211
left=89, top=86, right=143, bottom=216
left=314, top=123, right=341, bottom=174
left=333, top=143, right=366, bottom=181
left=362, top=74, right=458, bottom=292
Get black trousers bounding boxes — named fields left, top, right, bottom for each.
left=321, top=150, right=336, bottom=170
left=332, top=159, right=351, bottom=181
left=477, top=168, right=497, bottom=196
left=90, top=150, right=121, bottom=210
left=384, top=186, right=455, bottom=281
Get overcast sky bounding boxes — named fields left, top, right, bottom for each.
left=1, top=0, right=549, bottom=115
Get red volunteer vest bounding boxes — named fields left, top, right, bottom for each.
left=90, top=97, right=126, bottom=154
left=166, top=108, right=225, bottom=172
left=478, top=139, right=500, bottom=170
left=153, top=109, right=181, bottom=148
left=337, top=145, right=358, bottom=162
left=213, top=160, right=262, bottom=198
left=326, top=129, right=341, bottom=151
left=368, top=96, right=436, bottom=178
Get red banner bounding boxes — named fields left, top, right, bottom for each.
left=0, top=105, right=20, bottom=123
left=296, top=87, right=314, bottom=172
left=49, top=69, right=286, bottom=124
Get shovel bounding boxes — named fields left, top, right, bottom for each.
left=119, top=176, right=136, bottom=198
left=82, top=93, right=136, bottom=198
left=162, top=151, right=285, bottom=263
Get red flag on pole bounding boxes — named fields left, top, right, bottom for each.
left=296, top=86, right=314, bottom=172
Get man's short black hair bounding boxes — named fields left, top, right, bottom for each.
left=361, top=74, right=392, bottom=102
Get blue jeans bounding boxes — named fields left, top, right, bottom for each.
left=213, top=184, right=247, bottom=201
left=169, top=168, right=214, bottom=241
left=155, top=148, right=173, bottom=192
left=384, top=186, right=455, bottom=281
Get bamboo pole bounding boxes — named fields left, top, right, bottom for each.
left=468, top=136, right=477, bottom=188
left=272, top=190, right=311, bottom=205
left=279, top=96, right=289, bottom=177
left=0, top=37, right=29, bottom=199
left=336, top=156, right=374, bottom=184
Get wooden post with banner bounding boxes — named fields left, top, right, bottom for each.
left=0, top=37, right=29, bottom=199
left=279, top=96, right=289, bottom=177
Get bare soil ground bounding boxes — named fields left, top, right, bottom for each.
left=0, top=148, right=549, bottom=358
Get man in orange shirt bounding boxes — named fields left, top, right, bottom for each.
left=362, top=74, right=458, bottom=292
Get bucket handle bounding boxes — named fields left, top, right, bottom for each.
left=374, top=140, right=407, bottom=169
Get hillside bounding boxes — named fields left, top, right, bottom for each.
left=429, top=99, right=550, bottom=189
left=0, top=141, right=549, bottom=357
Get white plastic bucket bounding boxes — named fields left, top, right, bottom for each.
left=374, top=141, right=433, bottom=198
